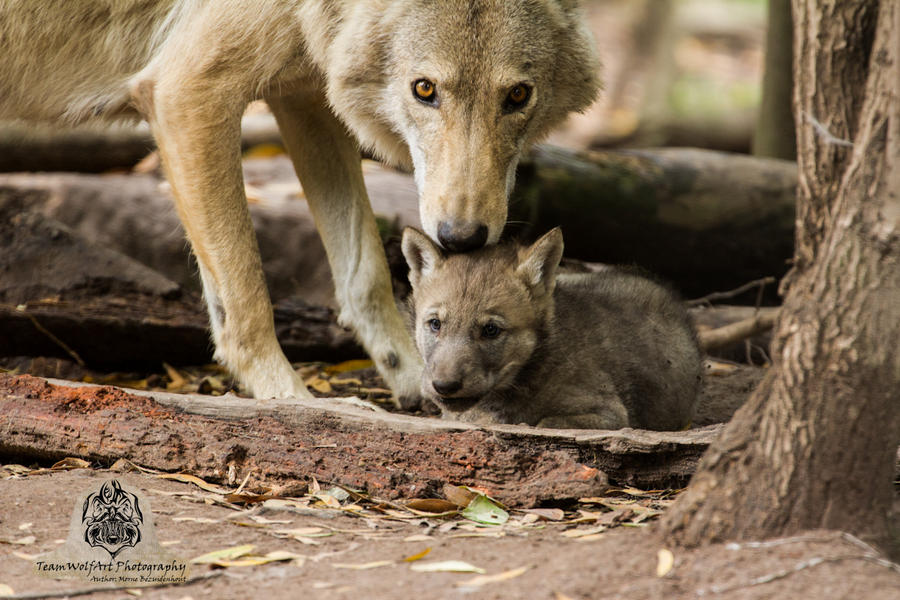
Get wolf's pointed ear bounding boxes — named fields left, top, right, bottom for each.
left=402, top=227, right=445, bottom=289
left=516, top=227, right=564, bottom=297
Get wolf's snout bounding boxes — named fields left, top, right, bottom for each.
left=432, top=379, right=463, bottom=396
left=437, top=221, right=488, bottom=252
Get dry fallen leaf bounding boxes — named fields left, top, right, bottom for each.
left=261, top=498, right=312, bottom=512
left=109, top=458, right=141, bottom=473
left=2, top=464, right=31, bottom=476
left=442, top=484, right=478, bottom=508
left=305, top=376, right=333, bottom=394
left=212, top=550, right=305, bottom=568
left=324, top=359, right=374, bottom=374
left=163, top=362, right=189, bottom=391
left=275, top=527, right=332, bottom=545
left=0, top=536, right=36, bottom=546
left=157, top=473, right=231, bottom=494
left=333, top=560, right=394, bottom=570
left=403, top=548, right=431, bottom=562
left=225, top=493, right=274, bottom=505
left=521, top=508, right=565, bottom=521
left=410, top=560, right=486, bottom=574
left=190, top=544, right=255, bottom=564
left=406, top=498, right=459, bottom=514
left=561, top=526, right=606, bottom=539
left=329, top=377, right=363, bottom=386
left=50, top=457, right=90, bottom=471
left=457, top=566, right=529, bottom=588
left=656, top=548, right=675, bottom=577
left=248, top=515, right=293, bottom=525
left=172, top=517, right=220, bottom=524
left=276, top=527, right=329, bottom=537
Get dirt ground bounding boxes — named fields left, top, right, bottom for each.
left=1, top=469, right=897, bottom=600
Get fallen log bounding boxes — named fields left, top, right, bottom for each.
left=510, top=146, right=797, bottom=299
left=0, top=374, right=721, bottom=504
left=0, top=203, right=362, bottom=368
left=3, top=147, right=796, bottom=303
left=0, top=115, right=283, bottom=173
left=0, top=159, right=415, bottom=306
left=0, top=296, right=362, bottom=369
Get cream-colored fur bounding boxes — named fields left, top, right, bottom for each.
left=1, top=0, right=600, bottom=400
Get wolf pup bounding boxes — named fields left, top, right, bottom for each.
left=1, top=1, right=600, bottom=402
left=401, top=227, right=702, bottom=430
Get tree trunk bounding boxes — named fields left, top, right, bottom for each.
left=752, top=0, right=796, bottom=159
left=660, top=0, right=900, bottom=555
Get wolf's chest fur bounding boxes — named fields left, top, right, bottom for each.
left=402, top=228, right=702, bottom=431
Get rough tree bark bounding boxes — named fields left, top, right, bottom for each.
left=660, top=0, right=900, bottom=555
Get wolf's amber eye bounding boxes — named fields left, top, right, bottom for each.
left=505, top=84, right=531, bottom=110
left=413, top=79, right=437, bottom=104
left=482, top=322, right=502, bottom=339
left=428, top=318, right=442, bottom=333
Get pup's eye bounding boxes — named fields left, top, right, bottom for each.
left=504, top=84, right=531, bottom=111
left=481, top=322, right=502, bottom=339
left=428, top=318, right=442, bottom=333
left=413, top=79, right=438, bottom=105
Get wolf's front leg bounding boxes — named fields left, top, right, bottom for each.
left=267, top=92, right=424, bottom=407
left=135, top=80, right=308, bottom=399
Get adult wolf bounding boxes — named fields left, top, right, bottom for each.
left=0, top=1, right=600, bottom=401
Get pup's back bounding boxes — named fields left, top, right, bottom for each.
left=402, top=227, right=702, bottom=430
left=551, top=270, right=702, bottom=430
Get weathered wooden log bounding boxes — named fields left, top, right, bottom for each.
left=0, top=158, right=416, bottom=306
left=510, top=146, right=797, bottom=299
left=0, top=203, right=362, bottom=368
left=2, top=147, right=798, bottom=303
left=0, top=296, right=363, bottom=369
left=0, top=115, right=284, bottom=173
left=0, top=374, right=721, bottom=502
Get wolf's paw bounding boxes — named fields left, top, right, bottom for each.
left=244, top=361, right=313, bottom=400
left=327, top=396, right=386, bottom=413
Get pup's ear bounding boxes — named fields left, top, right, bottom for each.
left=516, top=227, right=564, bottom=297
left=402, top=227, right=445, bottom=289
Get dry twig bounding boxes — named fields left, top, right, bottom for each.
left=687, top=277, right=777, bottom=307
left=697, top=308, right=780, bottom=351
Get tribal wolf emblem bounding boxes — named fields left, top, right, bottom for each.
left=81, top=480, right=143, bottom=558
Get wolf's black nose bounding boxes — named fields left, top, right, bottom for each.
left=432, top=379, right=463, bottom=396
left=438, top=221, right=488, bottom=252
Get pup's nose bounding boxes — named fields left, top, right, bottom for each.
left=437, top=221, right=488, bottom=252
left=432, top=379, right=463, bottom=396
